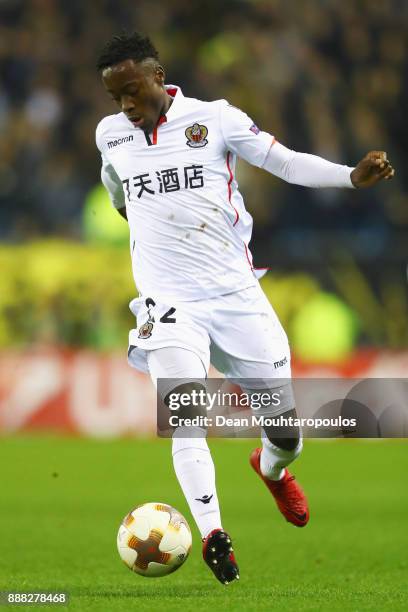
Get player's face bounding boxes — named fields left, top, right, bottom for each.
left=102, top=59, right=166, bottom=133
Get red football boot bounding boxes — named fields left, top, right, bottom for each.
left=250, top=447, right=309, bottom=527
left=202, top=529, right=239, bottom=585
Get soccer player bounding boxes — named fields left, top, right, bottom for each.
left=95, top=32, right=394, bottom=585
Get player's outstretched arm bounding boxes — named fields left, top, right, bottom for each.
left=261, top=141, right=395, bottom=189
left=218, top=101, right=395, bottom=190
left=350, top=151, right=395, bottom=188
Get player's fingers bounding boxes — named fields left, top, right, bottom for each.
left=368, top=151, right=387, bottom=165
left=376, top=159, right=390, bottom=170
left=368, top=150, right=387, bottom=160
left=379, top=165, right=394, bottom=179
left=384, top=168, right=395, bottom=180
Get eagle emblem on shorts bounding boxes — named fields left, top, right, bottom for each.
left=138, top=321, right=153, bottom=339
left=185, top=123, right=208, bottom=148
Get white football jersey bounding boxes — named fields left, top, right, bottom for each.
left=96, top=85, right=274, bottom=301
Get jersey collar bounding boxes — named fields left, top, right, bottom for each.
left=160, top=84, right=184, bottom=124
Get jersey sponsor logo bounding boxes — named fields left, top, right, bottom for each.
left=107, top=135, right=134, bottom=149
left=122, top=165, right=204, bottom=200
left=185, top=122, right=208, bottom=148
left=274, top=356, right=288, bottom=369
left=249, top=123, right=260, bottom=135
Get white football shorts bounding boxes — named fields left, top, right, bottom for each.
left=127, top=282, right=291, bottom=388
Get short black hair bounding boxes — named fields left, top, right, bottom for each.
left=96, top=32, right=159, bottom=71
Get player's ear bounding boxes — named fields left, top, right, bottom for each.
left=155, top=64, right=165, bottom=85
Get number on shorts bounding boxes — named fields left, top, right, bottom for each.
left=145, top=298, right=176, bottom=323
left=160, top=307, right=176, bottom=323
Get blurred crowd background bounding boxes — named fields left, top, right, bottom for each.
left=0, top=0, right=407, bottom=359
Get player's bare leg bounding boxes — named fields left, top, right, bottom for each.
left=250, top=409, right=309, bottom=526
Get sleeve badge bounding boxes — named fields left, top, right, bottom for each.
left=249, top=123, right=260, bottom=135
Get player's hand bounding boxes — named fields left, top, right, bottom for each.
left=350, top=151, right=395, bottom=188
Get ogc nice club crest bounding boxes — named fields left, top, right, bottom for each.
left=185, top=123, right=208, bottom=148
left=138, top=321, right=153, bottom=339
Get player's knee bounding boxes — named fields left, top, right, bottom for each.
left=269, top=436, right=300, bottom=451
left=263, top=408, right=301, bottom=451
left=165, top=382, right=208, bottom=420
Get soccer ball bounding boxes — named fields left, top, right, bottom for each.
left=117, top=502, right=192, bottom=577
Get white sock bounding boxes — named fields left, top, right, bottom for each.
left=172, top=427, right=222, bottom=539
left=260, top=430, right=303, bottom=481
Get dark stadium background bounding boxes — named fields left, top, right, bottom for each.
left=0, top=3, right=407, bottom=610
left=1, top=0, right=407, bottom=357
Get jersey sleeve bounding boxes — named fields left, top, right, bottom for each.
left=96, top=120, right=126, bottom=210
left=219, top=100, right=274, bottom=167
left=100, top=156, right=126, bottom=209
left=262, top=140, right=355, bottom=188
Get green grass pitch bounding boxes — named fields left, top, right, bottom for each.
left=0, top=436, right=407, bottom=611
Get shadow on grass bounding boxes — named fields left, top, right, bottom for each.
left=71, top=584, right=219, bottom=599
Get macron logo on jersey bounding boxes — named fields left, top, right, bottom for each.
left=108, top=135, right=134, bottom=149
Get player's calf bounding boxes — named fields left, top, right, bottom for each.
left=261, top=409, right=302, bottom=480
